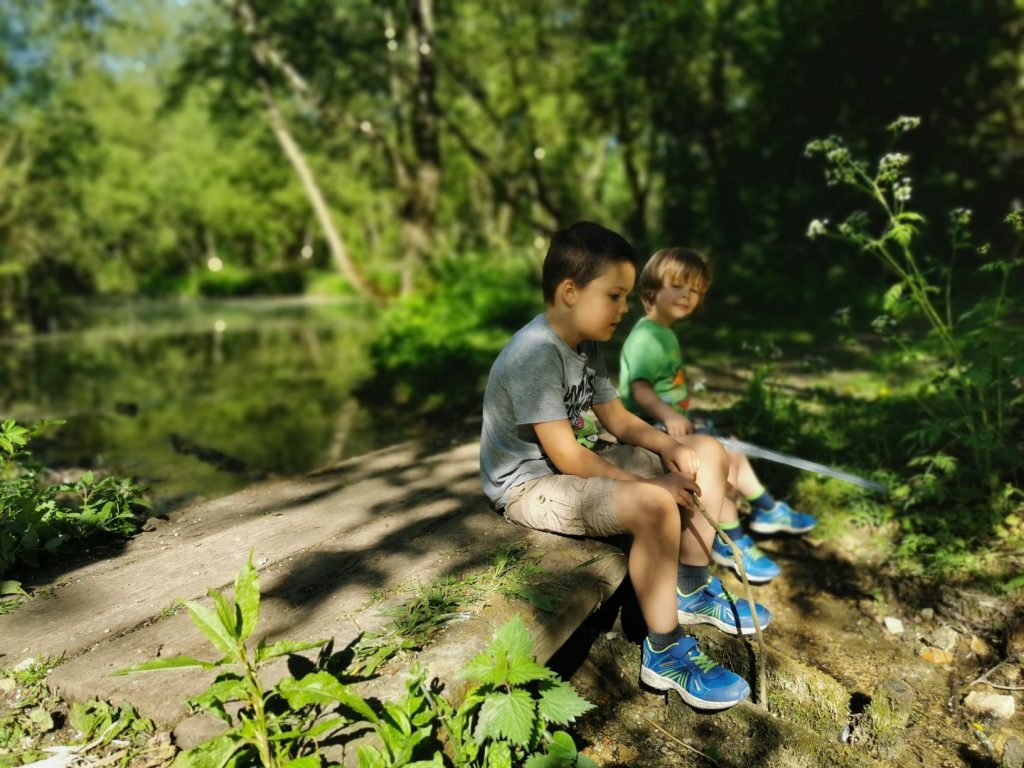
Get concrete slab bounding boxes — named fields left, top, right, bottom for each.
left=0, top=439, right=627, bottom=737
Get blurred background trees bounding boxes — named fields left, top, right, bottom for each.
left=1, top=0, right=1019, bottom=329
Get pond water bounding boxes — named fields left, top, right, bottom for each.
left=0, top=297, right=447, bottom=513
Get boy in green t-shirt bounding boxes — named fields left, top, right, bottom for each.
left=619, top=247, right=816, bottom=583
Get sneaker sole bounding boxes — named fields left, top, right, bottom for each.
left=639, top=666, right=749, bottom=710
left=677, top=607, right=771, bottom=636
left=748, top=521, right=815, bottom=534
left=710, top=549, right=777, bottom=583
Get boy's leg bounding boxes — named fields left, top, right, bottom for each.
left=726, top=450, right=818, bottom=535
left=714, top=451, right=781, bottom=582
left=670, top=434, right=729, bottom=564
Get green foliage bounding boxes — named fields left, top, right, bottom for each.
left=363, top=252, right=541, bottom=414
left=804, top=117, right=1022, bottom=563
left=0, top=420, right=147, bottom=578
left=116, top=549, right=357, bottom=768
left=434, top=617, right=595, bottom=768
left=0, top=656, right=61, bottom=767
left=118, top=551, right=592, bottom=767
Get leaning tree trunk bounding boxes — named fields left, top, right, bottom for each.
left=258, top=80, right=374, bottom=299
left=222, top=0, right=376, bottom=300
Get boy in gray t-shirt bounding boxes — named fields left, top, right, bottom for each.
left=480, top=221, right=770, bottom=711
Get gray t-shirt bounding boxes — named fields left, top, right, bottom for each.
left=480, top=313, right=619, bottom=509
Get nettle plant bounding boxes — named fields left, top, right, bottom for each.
left=805, top=117, right=1023, bottom=540
left=0, top=419, right=145, bottom=580
left=119, top=553, right=596, bottom=768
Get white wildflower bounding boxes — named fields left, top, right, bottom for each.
left=888, top=116, right=921, bottom=133
left=807, top=219, right=829, bottom=239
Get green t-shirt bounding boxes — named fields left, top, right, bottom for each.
left=619, top=317, right=690, bottom=419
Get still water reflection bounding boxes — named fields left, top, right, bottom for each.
left=0, top=298, right=426, bottom=512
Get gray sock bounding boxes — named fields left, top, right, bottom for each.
left=647, top=625, right=685, bottom=652
left=678, top=564, right=709, bottom=595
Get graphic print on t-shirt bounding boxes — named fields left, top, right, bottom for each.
left=564, top=368, right=599, bottom=447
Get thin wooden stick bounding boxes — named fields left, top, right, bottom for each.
left=690, top=493, right=769, bottom=705
left=641, top=714, right=720, bottom=765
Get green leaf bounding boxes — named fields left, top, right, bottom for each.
left=356, top=745, right=388, bottom=768
left=537, top=681, right=594, bottom=725
left=186, top=599, right=239, bottom=657
left=277, top=671, right=377, bottom=723
left=506, top=585, right=555, bottom=612
left=113, top=655, right=218, bottom=675
left=234, top=550, right=260, bottom=642
left=0, top=580, right=26, bottom=596
left=473, top=689, right=535, bottom=746
left=255, top=637, right=327, bottom=664
left=208, top=589, right=239, bottom=640
left=172, top=733, right=245, bottom=768
left=493, top=617, right=533, bottom=660
left=505, top=656, right=552, bottom=686
left=546, top=730, right=578, bottom=759
left=28, top=707, right=55, bottom=732
left=188, top=676, right=250, bottom=723
left=485, top=741, right=513, bottom=768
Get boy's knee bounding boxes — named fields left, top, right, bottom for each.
left=691, top=434, right=728, bottom=475
left=618, top=483, right=678, bottom=532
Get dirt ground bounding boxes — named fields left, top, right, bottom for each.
left=555, top=525, right=1024, bottom=767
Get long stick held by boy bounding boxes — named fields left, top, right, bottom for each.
left=480, top=221, right=769, bottom=710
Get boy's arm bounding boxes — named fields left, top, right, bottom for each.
left=532, top=420, right=639, bottom=480
left=592, top=398, right=700, bottom=476
left=630, top=379, right=693, bottom=436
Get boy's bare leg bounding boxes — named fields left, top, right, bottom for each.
left=611, top=481, right=682, bottom=634
left=728, top=451, right=761, bottom=499
left=673, top=434, right=730, bottom=564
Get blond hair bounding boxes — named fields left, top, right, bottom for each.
left=638, top=247, right=714, bottom=311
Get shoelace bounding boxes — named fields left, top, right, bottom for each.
left=687, top=647, right=718, bottom=672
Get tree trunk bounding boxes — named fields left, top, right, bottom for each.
left=258, top=79, right=374, bottom=299
left=222, top=0, right=376, bottom=299
left=402, top=0, right=441, bottom=296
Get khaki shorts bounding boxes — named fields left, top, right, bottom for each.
left=503, top=444, right=663, bottom=537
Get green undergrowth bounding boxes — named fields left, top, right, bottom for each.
left=723, top=363, right=1023, bottom=589
left=110, top=550, right=594, bottom=768
left=0, top=420, right=148, bottom=585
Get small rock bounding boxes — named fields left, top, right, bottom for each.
left=12, top=657, right=36, bottom=673
left=1002, top=735, right=1024, bottom=768
left=932, top=624, right=960, bottom=651
left=919, top=607, right=935, bottom=622
left=884, top=616, right=905, bottom=635
left=1003, top=665, right=1020, bottom=683
left=0, top=678, right=15, bottom=694
left=969, top=635, right=994, bottom=659
left=920, top=647, right=954, bottom=665
left=963, top=691, right=1016, bottom=720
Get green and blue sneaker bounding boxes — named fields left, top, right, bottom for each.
left=677, top=576, right=771, bottom=635
left=749, top=500, right=817, bottom=534
left=640, top=636, right=750, bottom=710
left=711, top=533, right=781, bottom=583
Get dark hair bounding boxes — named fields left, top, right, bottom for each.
left=542, top=221, right=638, bottom=304
left=638, top=247, right=714, bottom=311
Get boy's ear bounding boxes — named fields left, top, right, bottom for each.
left=556, top=278, right=577, bottom=307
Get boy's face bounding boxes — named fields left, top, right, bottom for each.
left=651, top=270, right=706, bottom=324
left=567, top=260, right=635, bottom=343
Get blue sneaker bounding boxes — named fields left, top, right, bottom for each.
left=677, top=577, right=771, bottom=635
left=640, top=636, right=750, bottom=710
left=711, top=533, right=781, bottom=583
left=749, top=500, right=817, bottom=534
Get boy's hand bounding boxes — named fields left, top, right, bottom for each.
left=645, top=473, right=702, bottom=513
left=662, top=444, right=700, bottom=477
left=664, top=413, right=694, bottom=437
